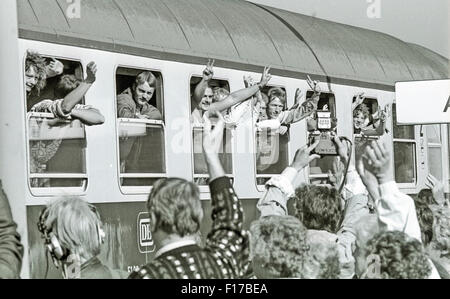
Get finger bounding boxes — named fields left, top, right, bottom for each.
left=371, top=141, right=383, bottom=160
left=211, top=59, right=215, bottom=68
left=307, top=139, right=320, bottom=153
left=365, top=147, right=378, bottom=164
left=425, top=182, right=433, bottom=189
left=265, top=66, right=271, bottom=74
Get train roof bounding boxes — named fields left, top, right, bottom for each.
left=18, top=0, right=449, bottom=90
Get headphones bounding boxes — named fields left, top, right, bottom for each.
left=37, top=203, right=106, bottom=268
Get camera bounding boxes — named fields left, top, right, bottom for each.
left=307, top=110, right=338, bottom=155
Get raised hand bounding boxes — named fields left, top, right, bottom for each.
left=333, top=136, right=350, bottom=165
left=362, top=140, right=393, bottom=184
left=307, top=75, right=321, bottom=94
left=203, top=111, right=225, bottom=157
left=203, top=59, right=215, bottom=82
left=354, top=92, right=365, bottom=108
left=355, top=140, right=380, bottom=201
left=425, top=174, right=446, bottom=206
left=244, top=75, right=256, bottom=88
left=290, top=139, right=321, bottom=172
left=85, top=62, right=97, bottom=84
left=258, top=66, right=272, bottom=89
left=279, top=125, right=288, bottom=135
left=46, top=58, right=64, bottom=78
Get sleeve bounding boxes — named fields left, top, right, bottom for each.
left=117, top=94, right=135, bottom=118
left=31, top=99, right=71, bottom=119
left=256, top=167, right=297, bottom=217
left=142, top=104, right=163, bottom=120
left=206, top=177, right=249, bottom=277
left=256, top=119, right=281, bottom=131
left=0, top=181, right=24, bottom=279
left=342, top=167, right=368, bottom=201
left=377, top=181, right=422, bottom=242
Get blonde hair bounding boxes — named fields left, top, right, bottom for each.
left=45, top=197, right=103, bottom=261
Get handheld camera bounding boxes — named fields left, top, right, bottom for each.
left=307, top=110, right=338, bottom=155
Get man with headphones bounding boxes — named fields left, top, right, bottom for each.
left=37, top=197, right=125, bottom=279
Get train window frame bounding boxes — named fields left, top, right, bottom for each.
left=392, top=104, right=418, bottom=187
left=254, top=85, right=290, bottom=190
left=24, top=53, right=89, bottom=196
left=189, top=75, right=234, bottom=190
left=114, top=65, right=168, bottom=194
left=306, top=91, right=337, bottom=185
left=425, top=124, right=444, bottom=181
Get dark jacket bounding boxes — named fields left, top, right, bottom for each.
left=0, top=180, right=24, bottom=278
left=129, top=177, right=249, bottom=279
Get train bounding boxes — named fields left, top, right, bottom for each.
left=0, top=0, right=448, bottom=278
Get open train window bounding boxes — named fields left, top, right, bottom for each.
left=425, top=125, right=443, bottom=180
left=255, top=86, right=289, bottom=186
left=25, top=54, right=88, bottom=193
left=116, top=67, right=166, bottom=189
left=392, top=104, right=417, bottom=185
left=305, top=92, right=337, bottom=185
left=352, top=97, right=385, bottom=137
left=190, top=77, right=233, bottom=186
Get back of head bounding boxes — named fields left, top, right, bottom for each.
left=55, top=75, right=81, bottom=98
left=249, top=215, right=308, bottom=278
left=44, top=197, right=103, bottom=261
left=250, top=216, right=340, bottom=279
left=365, top=231, right=431, bottom=279
left=133, top=71, right=157, bottom=90
left=413, top=200, right=434, bottom=245
left=417, top=189, right=434, bottom=206
left=294, top=185, right=343, bottom=234
left=433, top=209, right=450, bottom=251
left=147, top=178, right=203, bottom=237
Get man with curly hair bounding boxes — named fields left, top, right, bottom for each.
left=362, top=231, right=432, bottom=279
left=249, top=215, right=340, bottom=279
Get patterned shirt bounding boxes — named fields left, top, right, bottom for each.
left=129, top=177, right=249, bottom=279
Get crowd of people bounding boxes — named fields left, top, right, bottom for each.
left=0, top=51, right=449, bottom=279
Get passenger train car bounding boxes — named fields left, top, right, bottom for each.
left=0, top=0, right=449, bottom=278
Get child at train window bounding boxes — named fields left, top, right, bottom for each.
left=352, top=93, right=387, bottom=136
left=116, top=71, right=162, bottom=120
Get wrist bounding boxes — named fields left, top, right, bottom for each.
left=377, top=173, right=394, bottom=185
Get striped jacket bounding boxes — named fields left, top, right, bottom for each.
left=129, top=177, right=249, bottom=279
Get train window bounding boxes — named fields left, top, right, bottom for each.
left=306, top=92, right=337, bottom=185
left=392, top=104, right=417, bottom=184
left=352, top=97, right=384, bottom=136
left=190, top=77, right=233, bottom=185
left=116, top=67, right=166, bottom=187
left=255, top=86, right=289, bottom=186
left=25, top=56, right=88, bottom=192
left=425, top=125, right=443, bottom=180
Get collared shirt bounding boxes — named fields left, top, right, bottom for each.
left=154, top=239, right=198, bottom=259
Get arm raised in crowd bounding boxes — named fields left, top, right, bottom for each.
left=257, top=140, right=320, bottom=217
left=0, top=181, right=23, bottom=279
left=358, top=140, right=422, bottom=241
left=208, top=67, right=272, bottom=114
left=203, top=112, right=249, bottom=278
